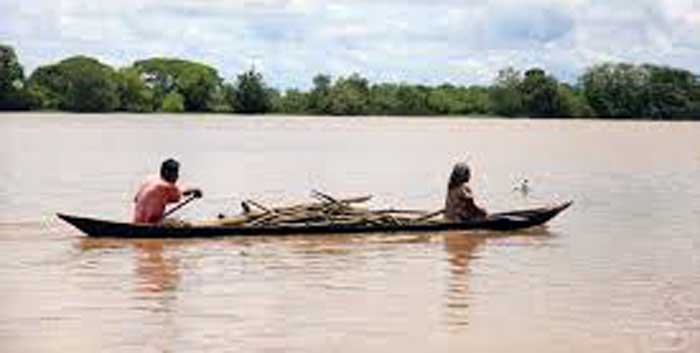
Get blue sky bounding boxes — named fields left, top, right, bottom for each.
left=1, top=0, right=699, bottom=89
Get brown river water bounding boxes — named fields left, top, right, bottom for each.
left=1, top=113, right=699, bottom=352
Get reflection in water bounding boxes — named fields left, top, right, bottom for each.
left=79, top=238, right=182, bottom=293
left=79, top=238, right=183, bottom=320
left=77, top=228, right=557, bottom=336
left=78, top=230, right=557, bottom=334
left=131, top=240, right=179, bottom=352
left=133, top=240, right=180, bottom=293
left=443, top=227, right=555, bottom=328
left=444, top=232, right=486, bottom=328
left=79, top=238, right=185, bottom=352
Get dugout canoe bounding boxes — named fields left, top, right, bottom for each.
left=56, top=201, right=571, bottom=238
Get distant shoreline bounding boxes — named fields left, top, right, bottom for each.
left=2, top=111, right=699, bottom=122
left=2, top=44, right=699, bottom=120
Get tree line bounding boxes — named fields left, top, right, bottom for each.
left=1, top=44, right=699, bottom=119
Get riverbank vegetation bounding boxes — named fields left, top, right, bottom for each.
left=1, top=44, right=699, bottom=119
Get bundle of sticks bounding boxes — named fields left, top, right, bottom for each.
left=211, top=190, right=444, bottom=227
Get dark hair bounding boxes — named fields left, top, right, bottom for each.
left=160, top=158, right=180, bottom=182
left=448, top=162, right=471, bottom=189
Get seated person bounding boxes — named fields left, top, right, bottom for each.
left=444, top=162, right=487, bottom=222
left=133, top=158, right=202, bottom=224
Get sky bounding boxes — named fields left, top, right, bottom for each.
left=1, top=0, right=699, bottom=89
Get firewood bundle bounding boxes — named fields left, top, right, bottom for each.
left=211, top=190, right=444, bottom=227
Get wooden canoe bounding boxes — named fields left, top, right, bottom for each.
left=56, top=201, right=571, bottom=238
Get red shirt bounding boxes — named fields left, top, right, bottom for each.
left=132, top=175, right=181, bottom=223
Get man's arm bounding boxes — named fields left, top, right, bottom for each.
left=182, top=188, right=203, bottom=198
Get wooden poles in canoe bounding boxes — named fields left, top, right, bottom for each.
left=205, top=191, right=445, bottom=228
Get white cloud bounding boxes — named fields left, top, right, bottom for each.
left=0, top=0, right=698, bottom=88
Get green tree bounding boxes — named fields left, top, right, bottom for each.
left=581, top=63, right=647, bottom=118
left=0, top=44, right=38, bottom=110
left=427, top=84, right=466, bottom=115
left=581, top=63, right=699, bottom=119
left=161, top=91, right=185, bottom=112
left=0, top=45, right=23, bottom=89
left=425, top=85, right=489, bottom=115
left=558, top=83, right=593, bottom=117
left=117, top=67, right=155, bottom=112
left=206, top=84, right=234, bottom=112
left=641, top=64, right=695, bottom=119
left=28, top=56, right=120, bottom=112
left=27, top=65, right=65, bottom=109
left=520, top=68, right=562, bottom=117
left=462, top=86, right=490, bottom=115
left=134, top=58, right=222, bottom=112
left=396, top=84, right=432, bottom=115
left=369, top=83, right=432, bottom=115
left=308, top=74, right=332, bottom=114
left=690, top=80, right=700, bottom=117
left=327, top=73, right=370, bottom=115
left=489, top=67, right=524, bottom=117
left=234, top=69, right=271, bottom=114
left=272, top=89, right=310, bottom=114
left=221, top=83, right=238, bottom=112
left=642, top=83, right=690, bottom=119
left=368, top=83, right=401, bottom=115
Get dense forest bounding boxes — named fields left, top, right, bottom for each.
left=1, top=44, right=699, bottom=119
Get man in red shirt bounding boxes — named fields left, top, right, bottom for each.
left=133, top=159, right=202, bottom=224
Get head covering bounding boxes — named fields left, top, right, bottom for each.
left=448, top=162, right=471, bottom=189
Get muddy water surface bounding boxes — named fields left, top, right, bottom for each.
left=1, top=113, right=699, bottom=352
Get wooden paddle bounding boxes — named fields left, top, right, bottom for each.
left=163, top=194, right=200, bottom=218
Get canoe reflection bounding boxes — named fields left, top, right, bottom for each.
left=77, top=233, right=440, bottom=295
left=78, top=228, right=553, bottom=333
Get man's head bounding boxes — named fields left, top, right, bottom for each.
left=448, top=162, right=471, bottom=189
left=160, top=158, right=180, bottom=183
